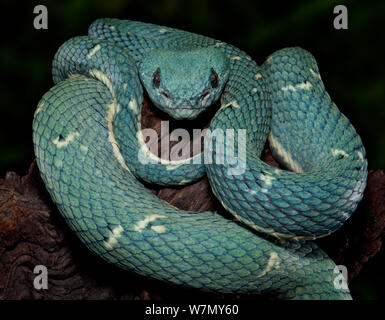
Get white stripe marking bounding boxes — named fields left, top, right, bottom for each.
left=331, top=149, right=349, bottom=158
left=257, top=252, right=280, bottom=278
left=309, top=68, right=321, bottom=79
left=87, top=44, right=101, bottom=59
left=35, top=102, right=45, bottom=115
left=151, top=225, right=166, bottom=233
left=281, top=84, right=296, bottom=92
left=53, top=132, right=80, bottom=148
left=104, top=225, right=123, bottom=249
left=260, top=174, right=276, bottom=186
left=106, top=103, right=131, bottom=172
left=296, top=81, right=312, bottom=90
left=129, top=99, right=138, bottom=113
left=89, top=70, right=114, bottom=97
left=134, top=214, right=167, bottom=232
left=220, top=100, right=241, bottom=110
left=269, top=133, right=303, bottom=173
left=166, top=164, right=183, bottom=171
left=281, top=81, right=312, bottom=92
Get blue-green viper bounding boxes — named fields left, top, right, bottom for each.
left=32, top=19, right=368, bottom=299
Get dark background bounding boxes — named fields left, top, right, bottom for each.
left=1, top=0, right=384, bottom=299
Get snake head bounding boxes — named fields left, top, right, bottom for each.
left=139, top=47, right=229, bottom=120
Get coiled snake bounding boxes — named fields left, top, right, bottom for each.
left=32, top=19, right=368, bottom=299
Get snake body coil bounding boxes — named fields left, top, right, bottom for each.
left=32, top=19, right=368, bottom=299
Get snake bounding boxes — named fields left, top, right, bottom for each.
left=32, top=18, right=368, bottom=299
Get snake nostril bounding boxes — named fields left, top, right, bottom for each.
left=58, top=134, right=64, bottom=141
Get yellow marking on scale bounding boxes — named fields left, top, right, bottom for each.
left=281, top=81, right=312, bottom=92
left=260, top=173, right=276, bottom=186
left=232, top=56, right=241, bottom=60
left=281, top=84, right=296, bottom=92
left=220, top=100, right=241, bottom=110
left=104, top=225, right=124, bottom=249
left=53, top=132, right=80, bottom=148
left=331, top=149, right=349, bottom=158
left=158, top=28, right=167, bottom=33
left=178, top=179, right=192, bottom=185
left=129, top=99, right=138, bottom=113
left=89, top=69, right=114, bottom=97
left=257, top=252, right=280, bottom=278
left=134, top=214, right=167, bottom=232
left=309, top=68, right=321, bottom=79
left=296, top=81, right=312, bottom=90
left=35, top=102, right=45, bottom=115
left=87, top=44, right=101, bottom=59
left=269, top=133, right=303, bottom=173
left=151, top=225, right=166, bottom=233
left=255, top=73, right=262, bottom=79
left=106, top=102, right=131, bottom=172
left=68, top=73, right=82, bottom=79
left=166, top=163, right=183, bottom=171
left=357, top=151, right=363, bottom=160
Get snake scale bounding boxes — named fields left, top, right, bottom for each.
left=32, top=18, right=368, bottom=299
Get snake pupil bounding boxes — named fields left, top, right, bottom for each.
left=152, top=69, right=161, bottom=88
left=210, top=69, right=218, bottom=88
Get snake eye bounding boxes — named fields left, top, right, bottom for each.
left=152, top=69, right=161, bottom=88
left=210, top=69, right=218, bottom=88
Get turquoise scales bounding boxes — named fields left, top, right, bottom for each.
left=32, top=19, right=368, bottom=299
